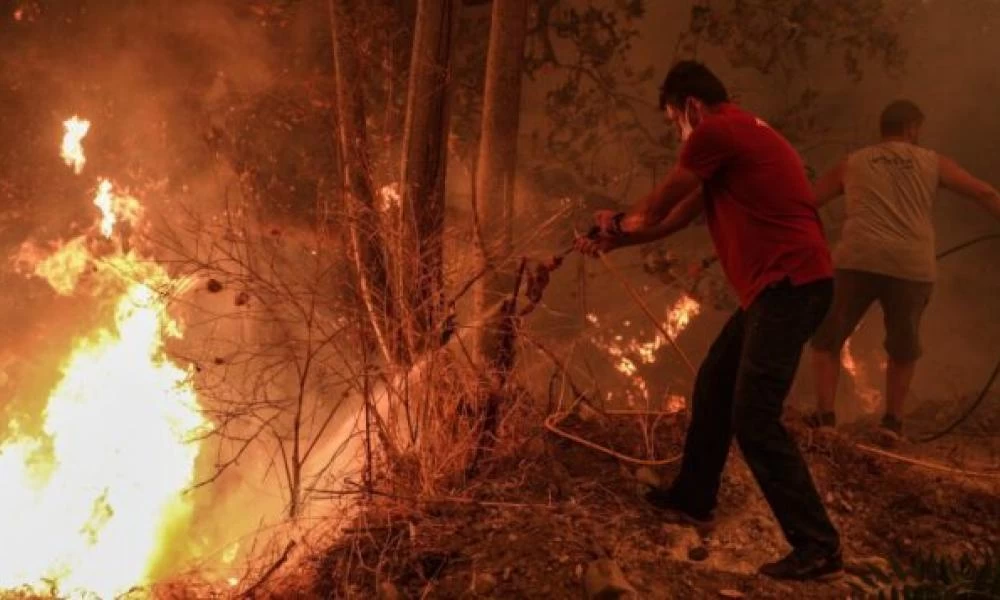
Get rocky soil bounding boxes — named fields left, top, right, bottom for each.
left=265, top=399, right=1000, bottom=599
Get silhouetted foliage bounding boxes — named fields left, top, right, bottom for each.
left=856, top=546, right=1000, bottom=599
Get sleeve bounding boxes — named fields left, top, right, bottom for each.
left=679, top=119, right=736, bottom=181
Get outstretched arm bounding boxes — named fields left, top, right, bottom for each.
left=813, top=158, right=847, bottom=208
left=576, top=191, right=704, bottom=256
left=939, top=154, right=1000, bottom=221
left=616, top=166, right=703, bottom=234
left=604, top=116, right=733, bottom=237
left=617, top=190, right=705, bottom=247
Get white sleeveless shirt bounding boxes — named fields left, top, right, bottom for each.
left=835, top=141, right=940, bottom=281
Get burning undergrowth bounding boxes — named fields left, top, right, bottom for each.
left=0, top=118, right=210, bottom=598
left=0, top=4, right=995, bottom=599
left=0, top=106, right=986, bottom=598
left=0, top=106, right=993, bottom=598
left=584, top=293, right=700, bottom=409
left=0, top=101, right=351, bottom=597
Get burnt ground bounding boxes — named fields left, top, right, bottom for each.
left=266, top=400, right=1000, bottom=600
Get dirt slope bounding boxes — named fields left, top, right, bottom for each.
left=274, top=406, right=1000, bottom=599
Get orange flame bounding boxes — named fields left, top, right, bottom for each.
left=666, top=294, right=699, bottom=340
left=841, top=338, right=880, bottom=414
left=0, top=117, right=206, bottom=598
left=588, top=293, right=700, bottom=406
left=93, top=179, right=142, bottom=240
left=61, top=116, right=91, bottom=175
left=94, top=179, right=116, bottom=237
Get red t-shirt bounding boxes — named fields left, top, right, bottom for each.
left=679, top=103, right=832, bottom=308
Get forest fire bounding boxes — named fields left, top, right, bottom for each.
left=841, top=338, right=881, bottom=414
left=0, top=117, right=206, bottom=598
left=589, top=293, right=701, bottom=405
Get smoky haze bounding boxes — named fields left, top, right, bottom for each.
left=516, top=0, right=1000, bottom=421
left=0, top=0, right=998, bottom=589
left=0, top=0, right=328, bottom=584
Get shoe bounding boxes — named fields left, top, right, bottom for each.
left=804, top=411, right=836, bottom=429
left=644, top=487, right=715, bottom=530
left=880, top=414, right=903, bottom=436
left=759, top=547, right=844, bottom=581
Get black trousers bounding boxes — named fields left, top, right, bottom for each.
left=668, top=277, right=840, bottom=553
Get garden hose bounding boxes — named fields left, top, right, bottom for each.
left=912, top=233, right=1000, bottom=443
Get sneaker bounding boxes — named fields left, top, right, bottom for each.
left=880, top=414, right=903, bottom=437
left=644, top=487, right=715, bottom=530
left=804, top=411, right=836, bottom=429
left=759, top=547, right=844, bottom=581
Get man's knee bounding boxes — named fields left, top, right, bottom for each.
left=732, top=408, right=770, bottom=448
left=731, top=371, right=785, bottom=447
left=691, top=317, right=744, bottom=413
left=884, top=334, right=922, bottom=362
left=810, top=310, right=852, bottom=354
left=811, top=270, right=876, bottom=353
left=882, top=312, right=925, bottom=361
left=881, top=280, right=931, bottom=362
left=731, top=329, right=804, bottom=443
left=733, top=415, right=785, bottom=467
left=810, top=331, right=846, bottom=354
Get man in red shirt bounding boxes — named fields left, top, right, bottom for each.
left=577, top=61, right=841, bottom=580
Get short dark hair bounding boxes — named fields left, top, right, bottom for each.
left=880, top=100, right=924, bottom=137
left=658, top=60, right=729, bottom=110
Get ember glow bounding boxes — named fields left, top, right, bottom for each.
left=61, top=116, right=91, bottom=175
left=589, top=293, right=701, bottom=405
left=665, top=294, right=699, bottom=340
left=0, top=117, right=206, bottom=598
left=378, top=182, right=401, bottom=212
left=841, top=338, right=880, bottom=414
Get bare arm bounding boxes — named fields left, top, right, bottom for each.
left=618, top=166, right=703, bottom=233
left=615, top=191, right=705, bottom=248
left=576, top=192, right=705, bottom=256
left=938, top=154, right=1000, bottom=221
left=813, top=158, right=846, bottom=208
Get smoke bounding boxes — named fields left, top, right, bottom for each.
left=0, top=0, right=351, bottom=588
left=1, top=0, right=997, bottom=590
left=815, top=0, right=1000, bottom=411
left=522, top=0, right=1000, bottom=417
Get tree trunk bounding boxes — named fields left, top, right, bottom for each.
left=475, top=0, right=529, bottom=362
left=328, top=0, right=393, bottom=363
left=466, top=0, right=529, bottom=478
left=398, top=0, right=461, bottom=360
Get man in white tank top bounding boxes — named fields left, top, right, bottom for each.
left=807, top=100, right=1000, bottom=435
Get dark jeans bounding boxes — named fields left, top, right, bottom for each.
left=667, top=277, right=840, bottom=553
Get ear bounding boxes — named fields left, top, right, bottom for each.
left=685, top=97, right=706, bottom=125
